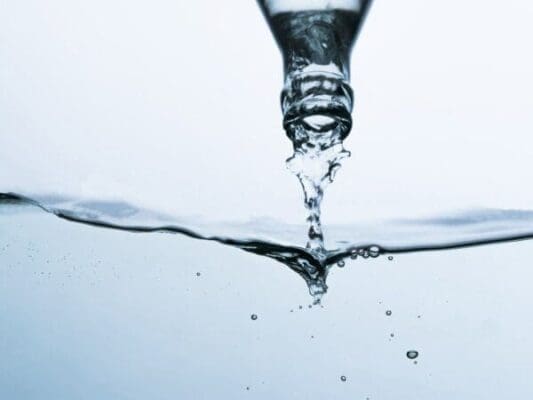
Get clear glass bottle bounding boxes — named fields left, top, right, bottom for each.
left=257, top=0, right=372, bottom=142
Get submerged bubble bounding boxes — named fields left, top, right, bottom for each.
left=350, top=250, right=358, bottom=259
left=340, top=375, right=347, bottom=382
left=388, top=256, right=393, bottom=261
left=337, top=260, right=345, bottom=268
left=406, top=350, right=419, bottom=360
left=196, top=272, right=201, bottom=277
left=251, top=314, right=258, bottom=320
left=385, top=310, right=392, bottom=316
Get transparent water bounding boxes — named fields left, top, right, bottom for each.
left=3, top=0, right=533, bottom=398
left=5, top=192, right=533, bottom=302
left=3, top=197, right=533, bottom=399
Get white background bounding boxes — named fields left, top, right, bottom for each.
left=2, top=0, right=533, bottom=223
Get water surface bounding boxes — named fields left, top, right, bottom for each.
left=4, top=192, right=533, bottom=302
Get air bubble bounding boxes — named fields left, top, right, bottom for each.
left=369, top=246, right=380, bottom=258
left=406, top=350, right=419, bottom=360
left=385, top=310, right=392, bottom=316
left=337, top=260, right=345, bottom=268
left=340, top=375, right=347, bottom=382
left=251, top=314, right=258, bottom=320
left=388, top=256, right=393, bottom=261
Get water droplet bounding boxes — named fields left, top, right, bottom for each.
left=385, top=310, right=392, bottom=316
left=340, top=375, right=347, bottom=382
left=406, top=350, right=419, bottom=360
left=251, top=314, right=258, bottom=320
left=337, top=260, right=345, bottom=268
left=388, top=256, right=393, bottom=261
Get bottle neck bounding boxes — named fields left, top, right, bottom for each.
left=281, top=70, right=353, bottom=143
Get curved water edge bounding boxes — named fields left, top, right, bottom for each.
left=3, top=192, right=533, bottom=303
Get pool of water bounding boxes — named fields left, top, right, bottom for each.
left=2, top=205, right=533, bottom=399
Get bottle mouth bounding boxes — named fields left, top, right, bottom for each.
left=281, top=72, right=353, bottom=140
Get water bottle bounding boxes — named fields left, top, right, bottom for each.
left=257, top=0, right=372, bottom=143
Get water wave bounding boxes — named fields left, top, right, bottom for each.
left=3, top=192, right=533, bottom=302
